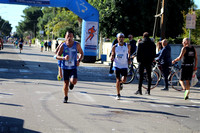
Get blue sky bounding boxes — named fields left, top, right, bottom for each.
left=0, top=0, right=200, bottom=33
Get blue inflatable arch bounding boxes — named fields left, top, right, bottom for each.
left=0, top=0, right=99, bottom=62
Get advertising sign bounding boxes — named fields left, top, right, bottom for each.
left=186, top=14, right=196, bottom=29
left=84, top=21, right=98, bottom=51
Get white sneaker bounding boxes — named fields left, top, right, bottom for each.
left=116, top=94, right=121, bottom=100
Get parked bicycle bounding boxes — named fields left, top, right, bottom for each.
left=148, top=61, right=182, bottom=91
left=124, top=57, right=159, bottom=89
left=125, top=59, right=182, bottom=91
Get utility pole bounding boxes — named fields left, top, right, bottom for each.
left=160, top=0, right=168, bottom=40
left=153, top=0, right=161, bottom=39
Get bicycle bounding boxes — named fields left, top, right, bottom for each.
left=124, top=57, right=160, bottom=90
left=124, top=58, right=137, bottom=84
left=150, top=61, right=182, bottom=91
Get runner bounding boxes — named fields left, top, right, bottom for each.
left=41, top=40, right=44, bottom=52
left=56, top=30, right=84, bottom=103
left=29, top=39, right=32, bottom=47
left=110, top=33, right=131, bottom=100
left=19, top=38, right=24, bottom=53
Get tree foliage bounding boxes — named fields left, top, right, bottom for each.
left=0, top=16, right=12, bottom=36
left=16, top=7, right=43, bottom=38
left=88, top=0, right=193, bottom=39
left=14, top=0, right=199, bottom=44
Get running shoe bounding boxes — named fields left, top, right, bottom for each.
left=184, top=90, right=190, bottom=100
left=63, top=96, right=68, bottom=103
left=69, top=82, right=74, bottom=90
left=116, top=94, right=121, bottom=100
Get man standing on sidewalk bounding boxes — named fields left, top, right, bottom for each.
left=56, top=30, right=83, bottom=103
left=135, top=32, right=156, bottom=95
left=111, top=33, right=130, bottom=100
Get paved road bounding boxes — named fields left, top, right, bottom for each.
left=0, top=43, right=200, bottom=133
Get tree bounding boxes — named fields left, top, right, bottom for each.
left=0, top=17, right=12, bottom=36
left=88, top=0, right=193, bottom=39
left=49, top=8, right=80, bottom=38
left=37, top=7, right=58, bottom=39
left=16, top=7, right=43, bottom=38
left=164, top=0, right=193, bottom=38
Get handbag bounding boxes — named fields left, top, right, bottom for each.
left=191, top=71, right=198, bottom=87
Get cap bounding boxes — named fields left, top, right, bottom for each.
left=116, top=33, right=125, bottom=38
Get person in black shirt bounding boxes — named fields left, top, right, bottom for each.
left=135, top=32, right=156, bottom=95
left=44, top=41, right=48, bottom=51
left=128, top=34, right=137, bottom=55
left=172, top=38, right=198, bottom=100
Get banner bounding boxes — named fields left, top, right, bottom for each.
left=9, top=0, right=50, bottom=5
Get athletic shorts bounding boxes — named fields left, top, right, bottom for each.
left=19, top=44, right=23, bottom=48
left=180, top=65, right=193, bottom=80
left=114, top=67, right=127, bottom=78
left=63, top=69, right=77, bottom=80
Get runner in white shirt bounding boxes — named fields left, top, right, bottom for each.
left=111, top=33, right=131, bottom=100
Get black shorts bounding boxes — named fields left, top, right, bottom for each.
left=114, top=67, right=127, bottom=78
left=63, top=69, right=77, bottom=81
left=180, top=65, right=193, bottom=80
left=19, top=44, right=23, bottom=48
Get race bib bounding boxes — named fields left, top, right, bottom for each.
left=65, top=60, right=75, bottom=67
left=117, top=54, right=123, bottom=59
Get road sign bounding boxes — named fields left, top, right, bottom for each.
left=186, top=14, right=196, bottom=29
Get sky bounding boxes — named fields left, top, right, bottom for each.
left=0, top=0, right=200, bottom=33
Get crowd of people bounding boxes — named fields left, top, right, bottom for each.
left=109, top=32, right=198, bottom=101
left=4, top=31, right=198, bottom=103
left=53, top=30, right=197, bottom=103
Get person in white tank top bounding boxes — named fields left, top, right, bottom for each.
left=111, top=33, right=131, bottom=100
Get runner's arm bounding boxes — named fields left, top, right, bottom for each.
left=111, top=45, right=116, bottom=61
left=77, top=42, right=84, bottom=62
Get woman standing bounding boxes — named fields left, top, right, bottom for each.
left=172, top=38, right=198, bottom=100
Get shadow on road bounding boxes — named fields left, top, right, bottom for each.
left=69, top=102, right=189, bottom=118
left=0, top=116, right=41, bottom=133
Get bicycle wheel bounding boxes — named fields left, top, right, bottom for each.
left=124, top=64, right=136, bottom=84
left=170, top=70, right=183, bottom=91
left=142, top=71, right=159, bottom=90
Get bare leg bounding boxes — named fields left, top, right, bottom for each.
left=70, top=78, right=77, bottom=85
left=185, top=80, right=190, bottom=90
left=116, top=78, right=120, bottom=95
left=121, top=76, right=127, bottom=83
left=63, top=80, right=69, bottom=97
left=179, top=80, right=186, bottom=90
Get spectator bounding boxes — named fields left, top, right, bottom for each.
left=135, top=32, right=156, bottom=95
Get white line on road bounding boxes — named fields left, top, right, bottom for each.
left=72, top=91, right=96, bottom=102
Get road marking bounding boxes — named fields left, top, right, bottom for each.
left=39, top=96, right=56, bottom=101
left=72, top=91, right=95, bottom=102
left=19, top=69, right=30, bottom=73
left=35, top=91, right=51, bottom=94
left=151, top=104, right=171, bottom=108
left=0, top=68, right=8, bottom=72
left=190, top=100, right=200, bottom=104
